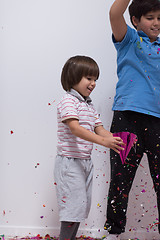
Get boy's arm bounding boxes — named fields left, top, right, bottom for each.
left=66, top=119, right=124, bottom=154
left=109, top=0, right=131, bottom=42
left=94, top=125, right=113, bottom=137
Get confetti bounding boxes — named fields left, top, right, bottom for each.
left=48, top=100, right=55, bottom=106
left=0, top=235, right=4, bottom=240
left=141, top=189, right=146, bottom=193
left=150, top=222, right=160, bottom=229
left=35, top=163, right=40, bottom=168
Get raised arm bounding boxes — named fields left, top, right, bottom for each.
left=109, top=0, right=131, bottom=42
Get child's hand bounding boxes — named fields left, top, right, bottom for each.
left=103, top=136, right=125, bottom=154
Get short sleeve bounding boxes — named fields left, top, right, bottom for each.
left=58, top=96, right=79, bottom=122
left=112, top=25, right=137, bottom=51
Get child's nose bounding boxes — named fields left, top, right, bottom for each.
left=91, top=80, right=96, bottom=86
left=153, top=18, right=159, bottom=25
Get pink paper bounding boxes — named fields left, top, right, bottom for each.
left=113, top=132, right=137, bottom=164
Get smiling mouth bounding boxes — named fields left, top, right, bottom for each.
left=87, top=87, right=93, bottom=92
left=151, top=28, right=160, bottom=31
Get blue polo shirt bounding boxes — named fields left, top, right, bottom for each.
left=112, top=25, right=160, bottom=118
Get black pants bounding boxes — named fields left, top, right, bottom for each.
left=104, top=111, right=160, bottom=234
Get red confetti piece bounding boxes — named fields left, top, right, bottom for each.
left=45, top=234, right=50, bottom=239
left=48, top=100, right=55, bottom=106
left=150, top=222, right=160, bottom=229
left=123, top=194, right=128, bottom=198
left=116, top=173, right=122, bottom=176
left=140, top=164, right=144, bottom=168
left=10, top=130, right=14, bottom=134
left=35, top=163, right=40, bottom=168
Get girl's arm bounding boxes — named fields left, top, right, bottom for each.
left=109, top=0, right=131, bottom=42
left=66, top=119, right=124, bottom=154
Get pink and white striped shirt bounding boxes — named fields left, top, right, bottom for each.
left=57, top=89, right=103, bottom=159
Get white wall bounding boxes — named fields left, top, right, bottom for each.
left=0, top=0, right=159, bottom=239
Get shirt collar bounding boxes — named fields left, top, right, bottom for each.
left=138, top=30, right=160, bottom=44
left=67, top=88, right=92, bottom=104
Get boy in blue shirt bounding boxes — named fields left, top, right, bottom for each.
left=104, top=0, right=160, bottom=239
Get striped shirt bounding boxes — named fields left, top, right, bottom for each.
left=57, top=89, right=103, bottom=159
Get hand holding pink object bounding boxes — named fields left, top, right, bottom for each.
left=113, top=132, right=137, bottom=164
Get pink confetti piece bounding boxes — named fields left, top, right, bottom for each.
left=0, top=235, right=4, bottom=240
left=116, top=173, right=122, bottom=176
left=141, top=189, right=146, bottom=193
left=113, top=132, right=137, bottom=164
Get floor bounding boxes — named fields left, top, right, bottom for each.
left=1, top=234, right=159, bottom=240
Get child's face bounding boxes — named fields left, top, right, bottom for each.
left=72, top=76, right=97, bottom=98
left=132, top=10, right=160, bottom=42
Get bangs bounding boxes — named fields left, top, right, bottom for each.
left=81, top=62, right=100, bottom=80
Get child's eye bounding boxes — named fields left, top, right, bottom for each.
left=87, top=77, right=97, bottom=82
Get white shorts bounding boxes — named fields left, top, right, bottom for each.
left=54, top=155, right=93, bottom=222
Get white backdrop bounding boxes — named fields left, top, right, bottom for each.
left=0, top=0, right=159, bottom=239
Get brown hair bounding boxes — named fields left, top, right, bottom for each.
left=129, top=0, right=160, bottom=28
left=61, top=55, right=99, bottom=91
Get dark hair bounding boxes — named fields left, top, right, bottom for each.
left=129, top=0, right=160, bottom=28
left=61, top=55, right=99, bottom=91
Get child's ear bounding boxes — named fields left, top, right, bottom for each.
left=132, top=16, right=139, bottom=28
